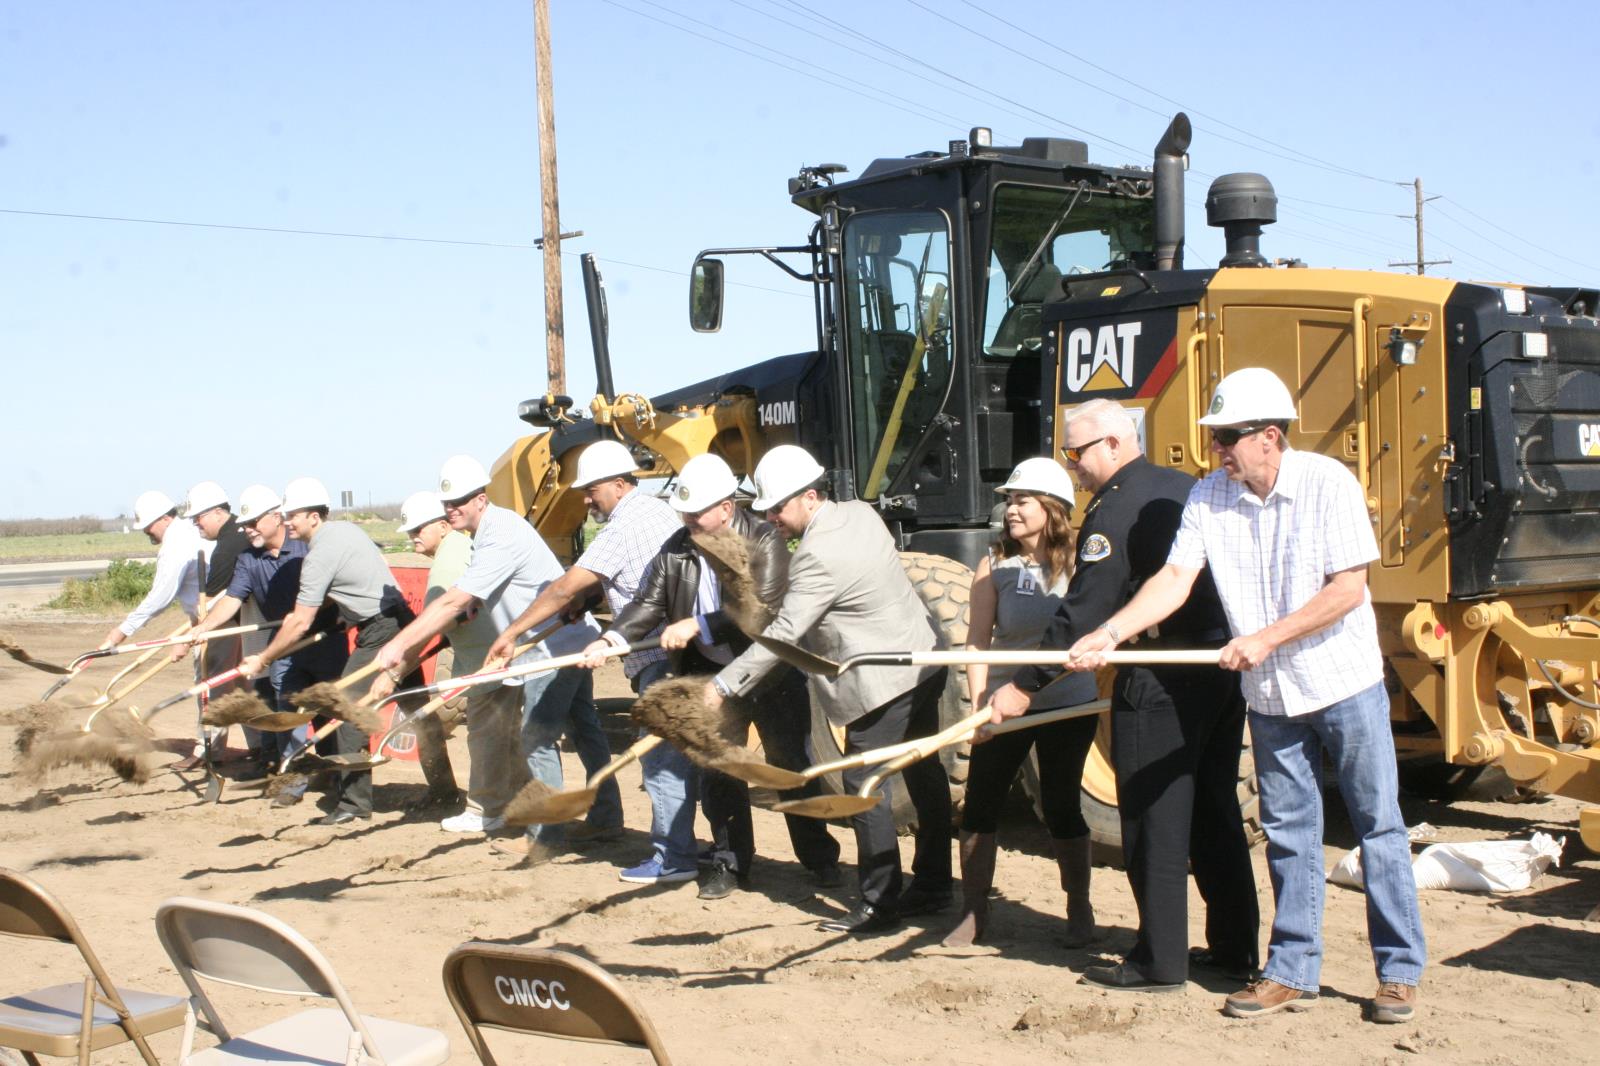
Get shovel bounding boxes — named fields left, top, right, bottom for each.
left=39, top=620, right=196, bottom=701
left=504, top=734, right=662, bottom=826
left=291, top=623, right=569, bottom=775
left=143, top=631, right=332, bottom=724
left=61, top=619, right=284, bottom=674
left=764, top=700, right=1112, bottom=816
left=751, top=633, right=1223, bottom=677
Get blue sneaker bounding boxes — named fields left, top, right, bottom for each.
left=619, top=857, right=697, bottom=885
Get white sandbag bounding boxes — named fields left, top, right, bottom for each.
left=1326, top=832, right=1564, bottom=893
left=1409, top=832, right=1564, bottom=893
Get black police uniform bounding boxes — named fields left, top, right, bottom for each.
left=1013, top=456, right=1259, bottom=983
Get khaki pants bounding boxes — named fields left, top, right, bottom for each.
left=462, top=683, right=530, bottom=818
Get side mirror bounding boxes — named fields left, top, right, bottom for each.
left=689, top=257, right=725, bottom=333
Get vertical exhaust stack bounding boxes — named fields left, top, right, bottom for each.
left=1152, top=113, right=1192, bottom=271
left=581, top=252, right=616, bottom=403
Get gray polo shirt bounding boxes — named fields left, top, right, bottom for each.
left=454, top=503, right=597, bottom=658
left=296, top=520, right=396, bottom=624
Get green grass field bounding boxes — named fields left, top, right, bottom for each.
left=0, top=519, right=407, bottom=563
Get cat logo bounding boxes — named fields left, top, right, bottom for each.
left=1580, top=422, right=1600, bottom=458
left=1064, top=323, right=1142, bottom=393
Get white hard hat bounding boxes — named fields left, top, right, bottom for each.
left=132, top=490, right=177, bottom=531
left=182, top=480, right=230, bottom=518
left=236, top=484, right=283, bottom=523
left=669, top=454, right=739, bottom=513
left=398, top=491, right=447, bottom=534
left=437, top=455, right=491, bottom=500
left=751, top=445, right=825, bottom=511
left=573, top=440, right=638, bottom=488
left=1198, top=367, right=1298, bottom=426
left=995, top=457, right=1075, bottom=507
left=282, top=476, right=331, bottom=513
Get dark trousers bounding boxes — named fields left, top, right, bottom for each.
left=700, top=664, right=841, bottom=876
left=1112, top=663, right=1259, bottom=983
left=841, top=669, right=953, bottom=908
left=331, top=611, right=423, bottom=815
left=960, top=700, right=1098, bottom=838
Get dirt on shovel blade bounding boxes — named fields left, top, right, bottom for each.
left=503, top=779, right=562, bottom=825
left=1, top=636, right=71, bottom=674
left=691, top=527, right=777, bottom=638
left=202, top=689, right=273, bottom=727
left=292, top=682, right=384, bottom=734
left=627, top=675, right=762, bottom=770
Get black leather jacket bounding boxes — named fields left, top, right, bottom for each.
left=611, top=506, right=788, bottom=675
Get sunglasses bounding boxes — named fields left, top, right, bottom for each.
left=1210, top=425, right=1269, bottom=447
left=1060, top=436, right=1106, bottom=463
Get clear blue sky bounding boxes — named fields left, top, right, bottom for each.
left=4, top=1, right=1596, bottom=519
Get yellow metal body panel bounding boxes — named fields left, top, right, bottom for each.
left=1053, top=266, right=1600, bottom=818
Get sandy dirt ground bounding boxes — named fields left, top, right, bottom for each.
left=3, top=608, right=1599, bottom=1066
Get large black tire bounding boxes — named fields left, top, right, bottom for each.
left=1021, top=733, right=1265, bottom=868
left=807, top=552, right=973, bottom=829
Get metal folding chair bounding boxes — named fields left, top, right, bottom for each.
left=153, top=897, right=449, bottom=1066
left=0, top=867, right=186, bottom=1066
left=441, top=943, right=670, bottom=1065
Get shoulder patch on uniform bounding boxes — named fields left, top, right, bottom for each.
left=1079, top=533, right=1112, bottom=562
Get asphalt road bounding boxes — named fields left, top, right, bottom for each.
left=0, top=560, right=116, bottom=590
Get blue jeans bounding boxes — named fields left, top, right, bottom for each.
left=258, top=659, right=315, bottom=796
left=520, top=667, right=622, bottom=843
left=1249, top=681, right=1426, bottom=992
left=634, top=660, right=700, bottom=871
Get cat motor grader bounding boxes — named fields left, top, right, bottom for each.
left=489, top=114, right=1600, bottom=851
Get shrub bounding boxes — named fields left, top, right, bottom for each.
left=47, top=560, right=157, bottom=610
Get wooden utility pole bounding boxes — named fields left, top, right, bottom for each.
left=534, top=0, right=566, bottom=393
left=1389, top=177, right=1450, bottom=275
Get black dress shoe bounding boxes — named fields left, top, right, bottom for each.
left=819, top=903, right=900, bottom=935
left=811, top=863, right=844, bottom=888
left=1188, top=948, right=1259, bottom=983
left=895, top=883, right=954, bottom=918
left=315, top=809, right=371, bottom=827
left=698, top=860, right=743, bottom=900
left=1081, top=963, right=1185, bottom=994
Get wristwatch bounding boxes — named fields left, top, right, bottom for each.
left=1098, top=622, right=1121, bottom=643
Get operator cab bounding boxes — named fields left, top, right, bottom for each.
left=690, top=127, right=1163, bottom=567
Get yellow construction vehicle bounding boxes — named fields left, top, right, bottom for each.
left=490, top=115, right=1600, bottom=852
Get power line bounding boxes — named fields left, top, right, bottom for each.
left=0, top=206, right=539, bottom=249
left=766, top=0, right=1146, bottom=159
left=600, top=0, right=969, bottom=133
left=937, top=0, right=1408, bottom=186
left=1430, top=202, right=1588, bottom=283
left=1436, top=195, right=1600, bottom=276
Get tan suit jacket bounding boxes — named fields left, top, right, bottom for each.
left=716, top=500, right=939, bottom=726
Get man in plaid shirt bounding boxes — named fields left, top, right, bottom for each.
left=488, top=440, right=688, bottom=881
left=1048, top=367, right=1424, bottom=1026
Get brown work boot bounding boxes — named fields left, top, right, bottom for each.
left=1370, top=982, right=1417, bottom=1024
left=941, top=832, right=997, bottom=949
left=1223, top=979, right=1318, bottom=1019
left=1052, top=835, right=1097, bottom=947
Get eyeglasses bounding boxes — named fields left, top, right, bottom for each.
left=1209, top=425, right=1269, bottom=447
left=440, top=494, right=476, bottom=512
left=1060, top=437, right=1106, bottom=464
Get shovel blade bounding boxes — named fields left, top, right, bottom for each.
left=504, top=788, right=597, bottom=826
left=750, top=634, right=844, bottom=678
left=770, top=794, right=880, bottom=819
left=241, top=711, right=317, bottom=732
left=713, top=756, right=808, bottom=790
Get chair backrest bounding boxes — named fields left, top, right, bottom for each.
left=155, top=898, right=384, bottom=1061
left=155, top=897, right=343, bottom=997
left=442, top=943, right=670, bottom=1066
left=0, top=867, right=79, bottom=944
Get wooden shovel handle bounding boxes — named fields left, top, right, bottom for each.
left=588, top=734, right=661, bottom=790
